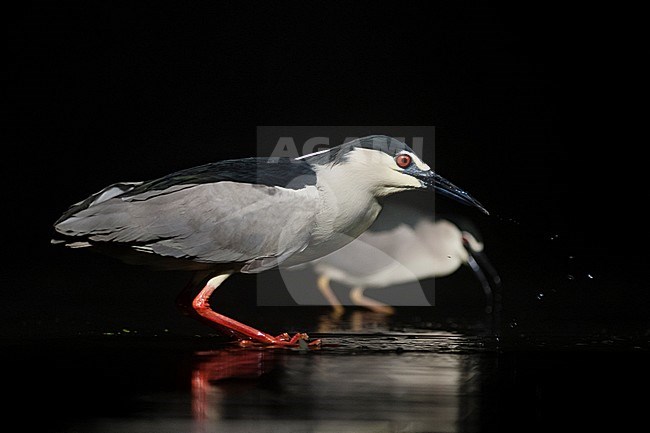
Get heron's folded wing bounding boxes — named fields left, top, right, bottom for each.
left=55, top=181, right=318, bottom=271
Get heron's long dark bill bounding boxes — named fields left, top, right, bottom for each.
left=419, top=171, right=489, bottom=215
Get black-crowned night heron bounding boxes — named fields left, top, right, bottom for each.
left=52, top=135, right=487, bottom=346
left=309, top=203, right=501, bottom=316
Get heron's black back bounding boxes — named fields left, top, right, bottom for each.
left=54, top=157, right=316, bottom=226
left=122, top=157, right=316, bottom=197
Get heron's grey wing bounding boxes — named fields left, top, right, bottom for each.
left=55, top=181, right=319, bottom=273
left=54, top=181, right=144, bottom=225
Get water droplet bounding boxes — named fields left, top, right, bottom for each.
left=537, top=293, right=545, bottom=300
left=567, top=274, right=575, bottom=281
left=587, top=274, right=594, bottom=279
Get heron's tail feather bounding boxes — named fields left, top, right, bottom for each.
left=54, top=181, right=143, bottom=225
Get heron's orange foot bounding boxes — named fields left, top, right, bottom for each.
left=287, top=332, right=308, bottom=344
left=271, top=332, right=316, bottom=345
left=274, top=332, right=291, bottom=341
left=237, top=333, right=321, bottom=348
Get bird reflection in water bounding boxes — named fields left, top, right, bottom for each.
left=316, top=310, right=392, bottom=333
left=191, top=348, right=286, bottom=423
left=306, top=204, right=500, bottom=317
left=188, top=336, right=484, bottom=432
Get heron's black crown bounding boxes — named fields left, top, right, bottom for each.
left=299, top=135, right=414, bottom=166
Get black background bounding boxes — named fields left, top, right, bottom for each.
left=4, top=3, right=649, bottom=431
left=3, top=2, right=647, bottom=340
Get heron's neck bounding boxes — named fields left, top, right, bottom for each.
left=312, top=164, right=382, bottom=242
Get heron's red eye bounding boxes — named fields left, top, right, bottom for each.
left=395, top=154, right=412, bottom=169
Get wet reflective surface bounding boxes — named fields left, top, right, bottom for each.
left=4, top=310, right=647, bottom=432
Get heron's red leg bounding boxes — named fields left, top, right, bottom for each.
left=191, top=274, right=320, bottom=347
left=176, top=271, right=212, bottom=316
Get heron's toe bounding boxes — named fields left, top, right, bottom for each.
left=274, top=332, right=292, bottom=341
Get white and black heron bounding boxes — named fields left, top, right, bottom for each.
left=309, top=203, right=501, bottom=317
left=52, top=135, right=487, bottom=347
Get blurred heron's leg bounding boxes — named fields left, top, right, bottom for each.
left=349, top=287, right=395, bottom=315
left=465, top=247, right=502, bottom=336
left=316, top=275, right=345, bottom=317
left=466, top=254, right=493, bottom=313
left=191, top=273, right=320, bottom=347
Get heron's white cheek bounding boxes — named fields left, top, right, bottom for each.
left=400, top=172, right=422, bottom=188
left=368, top=169, right=420, bottom=196
left=388, top=169, right=422, bottom=187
